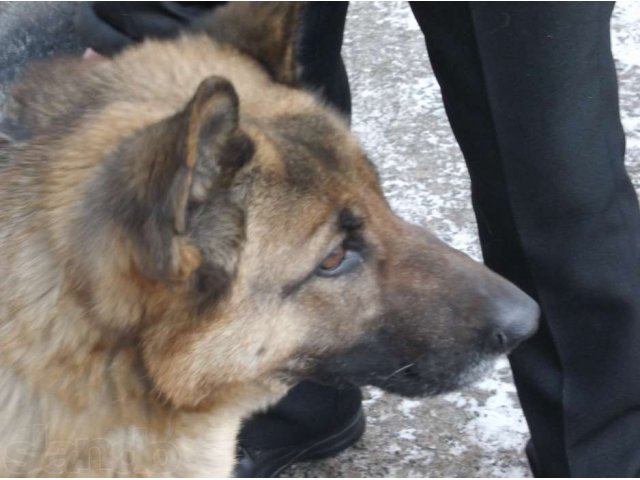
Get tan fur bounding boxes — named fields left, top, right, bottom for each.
left=0, top=13, right=373, bottom=474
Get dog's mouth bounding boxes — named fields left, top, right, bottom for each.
left=370, top=355, right=498, bottom=397
left=297, top=346, right=499, bottom=398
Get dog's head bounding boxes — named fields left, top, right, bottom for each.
left=53, top=3, right=538, bottom=408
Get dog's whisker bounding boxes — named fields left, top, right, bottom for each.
left=383, top=363, right=416, bottom=381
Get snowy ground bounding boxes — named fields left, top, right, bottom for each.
left=287, top=2, right=640, bottom=477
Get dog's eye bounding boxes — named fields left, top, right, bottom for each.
left=316, top=245, right=363, bottom=277
left=320, top=245, right=345, bottom=270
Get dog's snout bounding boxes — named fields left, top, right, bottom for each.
left=488, top=287, right=540, bottom=352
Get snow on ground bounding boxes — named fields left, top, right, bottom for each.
left=288, top=2, right=640, bottom=477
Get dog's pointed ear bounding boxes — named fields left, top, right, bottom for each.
left=202, top=2, right=303, bottom=85
left=169, top=75, right=252, bottom=233
left=105, top=76, right=253, bottom=281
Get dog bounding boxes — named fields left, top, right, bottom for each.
left=0, top=3, right=539, bottom=476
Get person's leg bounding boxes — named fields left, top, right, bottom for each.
left=410, top=2, right=640, bottom=476
left=408, top=3, right=568, bottom=474
left=297, top=2, right=351, bottom=119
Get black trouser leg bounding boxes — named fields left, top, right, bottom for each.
left=297, top=2, right=351, bottom=119
left=411, top=2, right=640, bottom=476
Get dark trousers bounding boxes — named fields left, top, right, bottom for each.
left=412, top=3, right=640, bottom=476
left=245, top=2, right=640, bottom=476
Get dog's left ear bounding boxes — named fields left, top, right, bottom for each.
left=201, top=2, right=303, bottom=85
left=165, top=75, right=251, bottom=234
left=102, top=76, right=253, bottom=281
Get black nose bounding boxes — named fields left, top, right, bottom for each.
left=488, top=286, right=540, bottom=352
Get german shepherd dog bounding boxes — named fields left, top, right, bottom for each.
left=0, top=3, right=539, bottom=476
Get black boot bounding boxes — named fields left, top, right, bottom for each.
left=234, top=382, right=365, bottom=478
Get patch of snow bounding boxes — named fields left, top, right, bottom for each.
left=398, top=428, right=417, bottom=441
left=362, top=386, right=384, bottom=406
left=397, top=398, right=423, bottom=419
left=612, top=2, right=640, bottom=68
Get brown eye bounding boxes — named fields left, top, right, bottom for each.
left=320, top=245, right=346, bottom=271
left=316, top=245, right=364, bottom=278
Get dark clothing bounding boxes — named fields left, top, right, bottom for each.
left=75, top=2, right=222, bottom=54
left=74, top=2, right=640, bottom=476
left=410, top=3, right=640, bottom=476
left=74, top=2, right=352, bottom=117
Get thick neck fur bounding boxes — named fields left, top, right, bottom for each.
left=0, top=202, right=250, bottom=476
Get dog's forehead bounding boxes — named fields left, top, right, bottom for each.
left=268, top=113, right=346, bottom=168
left=249, top=112, right=380, bottom=193
left=238, top=111, right=386, bottom=246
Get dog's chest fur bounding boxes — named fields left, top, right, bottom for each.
left=0, top=229, right=242, bottom=476
left=0, top=364, right=242, bottom=476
